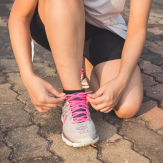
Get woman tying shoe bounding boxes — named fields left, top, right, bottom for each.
left=8, top=0, right=152, bottom=147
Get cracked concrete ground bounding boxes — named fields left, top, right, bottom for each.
left=0, top=0, right=163, bottom=162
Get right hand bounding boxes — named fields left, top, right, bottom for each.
left=23, top=74, right=66, bottom=113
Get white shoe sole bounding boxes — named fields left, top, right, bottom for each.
left=62, top=133, right=99, bottom=147
left=82, top=85, right=90, bottom=89
left=81, top=78, right=89, bottom=89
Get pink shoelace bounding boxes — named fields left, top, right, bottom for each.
left=65, top=92, right=92, bottom=124
left=81, top=68, right=86, bottom=79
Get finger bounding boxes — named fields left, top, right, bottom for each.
left=29, top=94, right=54, bottom=110
left=90, top=103, right=107, bottom=111
left=104, top=107, right=114, bottom=113
left=104, top=110, right=112, bottom=113
left=38, top=103, right=58, bottom=109
left=45, top=96, right=65, bottom=105
left=37, top=100, right=61, bottom=109
left=87, top=87, right=105, bottom=98
left=34, top=96, right=64, bottom=109
left=48, top=86, right=66, bottom=98
left=41, top=106, right=52, bottom=111
left=87, top=95, right=105, bottom=105
left=36, top=107, right=51, bottom=113
left=100, top=107, right=113, bottom=113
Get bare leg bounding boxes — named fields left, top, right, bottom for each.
left=83, top=57, right=100, bottom=92
left=84, top=58, right=143, bottom=118
left=43, top=0, right=85, bottom=90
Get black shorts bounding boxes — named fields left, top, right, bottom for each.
left=30, top=5, right=125, bottom=67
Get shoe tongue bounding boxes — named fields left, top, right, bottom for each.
left=72, top=97, right=87, bottom=119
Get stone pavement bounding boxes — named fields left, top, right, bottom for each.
left=0, top=0, right=163, bottom=162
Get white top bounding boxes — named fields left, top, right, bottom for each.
left=84, top=0, right=127, bottom=39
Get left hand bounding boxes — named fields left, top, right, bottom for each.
left=87, top=77, right=126, bottom=113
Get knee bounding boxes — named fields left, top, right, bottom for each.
left=115, top=100, right=142, bottom=119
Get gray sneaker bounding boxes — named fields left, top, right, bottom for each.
left=81, top=68, right=89, bottom=89
left=61, top=92, right=99, bottom=147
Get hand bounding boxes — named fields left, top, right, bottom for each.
left=23, top=74, right=65, bottom=113
left=87, top=77, right=126, bottom=113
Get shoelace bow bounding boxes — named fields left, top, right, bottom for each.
left=65, top=92, right=92, bottom=124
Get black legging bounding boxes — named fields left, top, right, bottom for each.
left=30, top=5, right=125, bottom=67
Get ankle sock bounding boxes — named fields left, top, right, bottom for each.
left=63, top=89, right=85, bottom=94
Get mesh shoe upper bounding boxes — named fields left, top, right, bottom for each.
left=62, top=92, right=98, bottom=143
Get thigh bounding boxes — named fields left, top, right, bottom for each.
left=30, top=13, right=104, bottom=53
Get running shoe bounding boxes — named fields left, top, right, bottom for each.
left=61, top=92, right=99, bottom=147
left=81, top=68, right=89, bottom=89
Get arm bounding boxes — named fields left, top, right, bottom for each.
left=8, top=0, right=37, bottom=81
left=118, top=0, right=153, bottom=87
left=87, top=0, right=152, bottom=112
left=9, top=0, right=65, bottom=112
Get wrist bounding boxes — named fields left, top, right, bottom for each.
left=116, top=72, right=130, bottom=89
left=21, top=70, right=36, bottom=85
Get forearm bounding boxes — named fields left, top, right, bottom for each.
left=118, top=0, right=152, bottom=87
left=8, top=17, right=34, bottom=83
left=118, top=30, right=146, bottom=87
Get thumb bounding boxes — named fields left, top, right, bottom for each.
left=88, top=87, right=104, bottom=98
left=48, top=86, right=65, bottom=98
